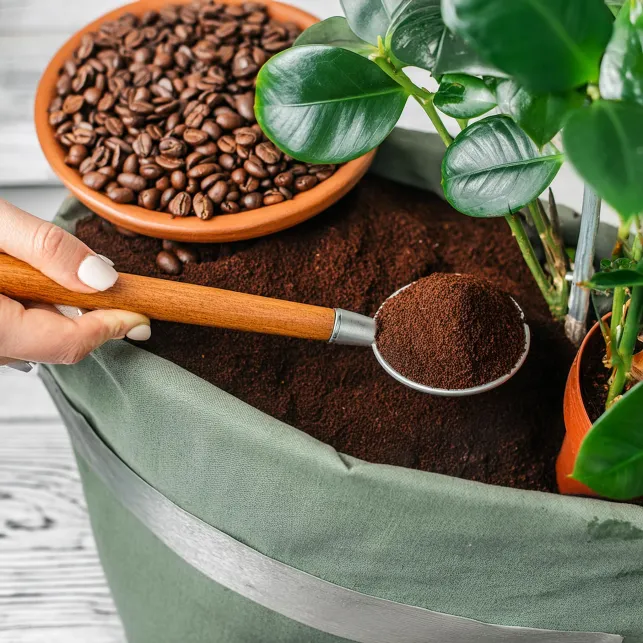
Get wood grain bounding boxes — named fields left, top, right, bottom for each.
left=0, top=255, right=337, bottom=341
left=0, top=421, right=125, bottom=643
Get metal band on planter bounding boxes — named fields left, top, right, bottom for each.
left=42, top=370, right=621, bottom=643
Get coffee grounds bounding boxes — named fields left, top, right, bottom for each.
left=76, top=176, right=575, bottom=492
left=376, top=274, right=525, bottom=390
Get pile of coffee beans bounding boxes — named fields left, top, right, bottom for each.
left=48, top=2, right=338, bottom=219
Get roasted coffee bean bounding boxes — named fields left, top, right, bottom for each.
left=274, top=170, right=293, bottom=188
left=138, top=187, right=161, bottom=210
left=242, top=192, right=263, bottom=210
left=82, top=171, right=109, bottom=190
left=294, top=175, right=319, bottom=192
left=187, top=163, right=218, bottom=179
left=107, top=186, right=135, bottom=203
left=65, top=144, right=88, bottom=167
left=244, top=157, right=269, bottom=179
left=219, top=153, right=236, bottom=171
left=263, top=189, right=285, bottom=206
left=123, top=153, right=139, bottom=174
left=255, top=142, right=281, bottom=165
left=168, top=191, right=192, bottom=216
left=133, top=132, right=153, bottom=157
left=159, top=137, right=187, bottom=158
left=48, top=4, right=333, bottom=219
left=156, top=175, right=171, bottom=191
left=139, top=163, right=164, bottom=179
left=175, top=244, right=199, bottom=264
left=207, top=180, right=229, bottom=204
left=183, top=128, right=208, bottom=145
left=221, top=200, right=240, bottom=214
left=156, top=250, right=182, bottom=275
left=193, top=192, right=215, bottom=220
left=160, top=187, right=177, bottom=210
left=215, top=110, right=243, bottom=130
left=159, top=166, right=181, bottom=189
left=117, top=172, right=147, bottom=192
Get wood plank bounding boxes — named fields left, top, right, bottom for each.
left=0, top=371, right=59, bottom=421
left=0, top=421, right=125, bottom=643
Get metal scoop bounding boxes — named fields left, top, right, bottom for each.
left=332, top=282, right=531, bottom=397
left=0, top=256, right=530, bottom=397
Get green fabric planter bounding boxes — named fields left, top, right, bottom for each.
left=43, top=130, right=643, bottom=643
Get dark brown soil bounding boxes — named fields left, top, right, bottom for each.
left=376, top=273, right=525, bottom=390
left=580, top=329, right=611, bottom=423
left=76, top=176, right=575, bottom=492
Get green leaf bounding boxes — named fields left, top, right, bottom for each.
left=441, top=0, right=614, bottom=93
left=600, top=3, right=643, bottom=105
left=386, top=0, right=443, bottom=71
left=572, top=382, right=643, bottom=500
left=563, top=100, right=643, bottom=221
left=496, top=80, right=585, bottom=146
left=434, top=73, right=497, bottom=118
left=255, top=46, right=408, bottom=164
left=441, top=115, right=563, bottom=217
left=434, top=30, right=506, bottom=77
left=606, top=0, right=625, bottom=16
left=294, top=17, right=376, bottom=56
left=587, top=269, right=643, bottom=289
left=340, top=0, right=403, bottom=44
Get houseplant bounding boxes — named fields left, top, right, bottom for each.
left=255, top=0, right=643, bottom=500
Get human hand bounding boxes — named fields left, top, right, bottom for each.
left=0, top=198, right=151, bottom=368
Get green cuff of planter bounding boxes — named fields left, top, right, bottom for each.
left=44, top=129, right=642, bottom=643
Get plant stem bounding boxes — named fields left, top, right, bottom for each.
left=527, top=200, right=569, bottom=317
left=371, top=55, right=454, bottom=148
left=607, top=284, right=643, bottom=406
left=612, top=221, right=632, bottom=258
left=415, top=94, right=454, bottom=147
left=609, top=286, right=626, bottom=362
left=505, top=214, right=558, bottom=310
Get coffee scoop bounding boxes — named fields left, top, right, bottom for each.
left=0, top=256, right=530, bottom=397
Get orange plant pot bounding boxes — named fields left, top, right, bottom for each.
left=34, top=0, right=377, bottom=243
left=557, top=318, right=607, bottom=497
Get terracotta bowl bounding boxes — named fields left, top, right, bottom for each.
left=35, top=0, right=376, bottom=242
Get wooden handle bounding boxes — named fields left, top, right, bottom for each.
left=0, top=255, right=336, bottom=341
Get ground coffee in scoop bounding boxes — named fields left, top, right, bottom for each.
left=376, top=274, right=525, bottom=390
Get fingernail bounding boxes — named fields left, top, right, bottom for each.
left=126, top=324, right=151, bottom=341
left=97, top=254, right=115, bottom=266
left=54, top=304, right=85, bottom=318
left=78, top=255, right=118, bottom=291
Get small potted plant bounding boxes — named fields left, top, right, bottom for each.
left=255, top=0, right=643, bottom=501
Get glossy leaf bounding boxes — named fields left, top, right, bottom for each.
left=340, top=0, right=403, bottom=44
left=255, top=46, right=408, bottom=164
left=572, top=382, right=643, bottom=500
left=587, top=269, right=643, bottom=290
left=441, top=0, right=614, bottom=93
left=442, top=115, right=563, bottom=217
left=563, top=100, right=643, bottom=220
left=606, top=0, right=625, bottom=16
left=600, top=3, right=643, bottom=105
left=496, top=80, right=585, bottom=146
left=434, top=73, right=496, bottom=118
left=433, top=30, right=506, bottom=77
left=294, top=17, right=376, bottom=56
left=386, top=0, right=443, bottom=71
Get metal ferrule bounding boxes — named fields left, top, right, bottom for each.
left=329, top=309, right=376, bottom=347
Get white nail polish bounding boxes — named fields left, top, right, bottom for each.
left=77, top=255, right=118, bottom=291
left=126, top=324, right=151, bottom=341
left=97, top=254, right=115, bottom=266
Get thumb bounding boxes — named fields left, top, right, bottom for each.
left=0, top=198, right=118, bottom=293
